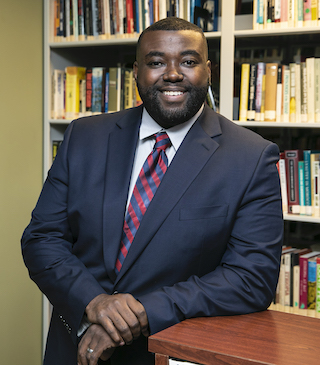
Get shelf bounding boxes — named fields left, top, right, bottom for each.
left=284, top=214, right=320, bottom=224
left=235, top=25, right=320, bottom=38
left=234, top=121, right=320, bottom=128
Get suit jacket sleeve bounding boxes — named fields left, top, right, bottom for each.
left=21, top=121, right=107, bottom=344
left=137, top=141, right=283, bottom=335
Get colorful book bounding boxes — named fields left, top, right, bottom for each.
left=264, top=63, right=278, bottom=121
left=255, top=62, right=266, bottom=121
left=65, top=66, right=86, bottom=119
left=300, top=251, right=320, bottom=310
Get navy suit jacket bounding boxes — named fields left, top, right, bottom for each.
left=22, top=105, right=283, bottom=364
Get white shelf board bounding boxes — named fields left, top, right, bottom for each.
left=234, top=121, right=320, bottom=128
left=283, top=213, right=320, bottom=224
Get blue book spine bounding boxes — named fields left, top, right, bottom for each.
left=92, top=67, right=103, bottom=113
left=135, top=0, right=140, bottom=33
left=105, top=72, right=109, bottom=113
left=299, top=161, right=306, bottom=214
left=303, top=150, right=312, bottom=215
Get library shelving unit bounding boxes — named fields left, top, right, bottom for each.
left=43, top=0, right=320, bottom=352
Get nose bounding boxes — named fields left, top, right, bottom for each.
left=163, top=63, right=183, bottom=82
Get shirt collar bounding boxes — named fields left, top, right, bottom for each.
left=139, top=105, right=204, bottom=151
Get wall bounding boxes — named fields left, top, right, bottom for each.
left=0, top=0, right=43, bottom=363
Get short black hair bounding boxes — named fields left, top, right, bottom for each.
left=136, top=17, right=208, bottom=59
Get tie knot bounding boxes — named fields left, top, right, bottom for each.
left=154, top=132, right=171, bottom=151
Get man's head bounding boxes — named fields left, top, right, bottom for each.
left=133, top=17, right=211, bottom=129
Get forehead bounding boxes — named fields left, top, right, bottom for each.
left=138, top=30, right=207, bottom=59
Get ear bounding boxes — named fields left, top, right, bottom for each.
left=133, top=61, right=138, bottom=82
left=206, top=60, right=212, bottom=84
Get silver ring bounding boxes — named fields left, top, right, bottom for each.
left=87, top=347, right=94, bottom=353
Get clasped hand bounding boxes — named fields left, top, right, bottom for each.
left=77, top=293, right=149, bottom=365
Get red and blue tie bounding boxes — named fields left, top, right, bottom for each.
left=115, top=132, right=171, bottom=274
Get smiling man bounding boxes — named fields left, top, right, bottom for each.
left=21, top=17, right=283, bottom=365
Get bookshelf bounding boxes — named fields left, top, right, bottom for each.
left=43, top=0, right=320, bottom=351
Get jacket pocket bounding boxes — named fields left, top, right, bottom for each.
left=179, top=205, right=228, bottom=220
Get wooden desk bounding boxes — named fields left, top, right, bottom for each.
left=148, top=310, right=320, bottom=365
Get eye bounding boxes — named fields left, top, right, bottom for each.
left=148, top=61, right=164, bottom=67
left=182, top=59, right=197, bottom=66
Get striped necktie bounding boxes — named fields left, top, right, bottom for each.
left=115, top=132, right=171, bottom=274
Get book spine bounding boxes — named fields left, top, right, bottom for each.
left=300, top=256, right=309, bottom=309
left=313, top=158, right=320, bottom=216
left=307, top=259, right=317, bottom=315
left=295, top=63, right=302, bottom=123
left=315, top=58, right=320, bottom=122
left=303, top=150, right=313, bottom=215
left=279, top=152, right=288, bottom=214
left=289, top=63, right=296, bottom=122
left=285, top=150, right=302, bottom=214
left=307, top=57, right=315, bottom=123
left=239, top=63, right=250, bottom=122
left=316, top=257, right=320, bottom=315
left=85, top=68, right=93, bottom=115
left=301, top=62, right=308, bottom=122
left=299, top=161, right=306, bottom=214
left=254, top=62, right=265, bottom=121
left=276, top=65, right=282, bottom=122
left=264, top=63, right=278, bottom=121
left=282, top=65, right=290, bottom=122
left=247, top=64, right=256, bottom=121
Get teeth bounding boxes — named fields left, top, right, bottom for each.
left=163, top=91, right=183, bottom=96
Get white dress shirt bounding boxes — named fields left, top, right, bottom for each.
left=126, top=105, right=204, bottom=210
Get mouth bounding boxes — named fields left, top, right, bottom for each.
left=162, top=91, right=185, bottom=96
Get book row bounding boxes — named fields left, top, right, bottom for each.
left=52, top=0, right=220, bottom=42
left=51, top=66, right=142, bottom=120
left=253, top=0, right=320, bottom=30
left=271, top=247, right=320, bottom=318
left=239, top=58, right=320, bottom=123
left=51, top=65, right=216, bottom=120
left=278, top=149, right=320, bottom=217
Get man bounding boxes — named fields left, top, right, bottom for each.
left=21, top=17, right=283, bottom=365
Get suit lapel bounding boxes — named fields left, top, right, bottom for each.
left=115, top=106, right=222, bottom=284
left=102, top=107, right=142, bottom=282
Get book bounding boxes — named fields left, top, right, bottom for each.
left=295, top=63, right=302, bottom=123
left=306, top=57, right=315, bottom=123
left=91, top=67, right=106, bottom=114
left=276, top=65, right=282, bottom=122
left=303, top=150, right=320, bottom=216
left=289, top=63, right=296, bottom=122
left=304, top=0, right=312, bottom=26
left=239, top=63, right=250, bottom=121
left=282, top=65, right=290, bottom=123
left=285, top=149, right=303, bottom=214
left=65, top=66, right=86, bottom=119
left=247, top=63, right=256, bottom=121
left=316, top=256, right=320, bottom=315
left=315, top=58, right=320, bottom=122
left=264, top=63, right=278, bottom=121
left=279, top=152, right=288, bottom=214
left=307, top=255, right=319, bottom=315
left=194, top=0, right=219, bottom=32
left=85, top=67, right=93, bottom=116
left=310, top=152, right=320, bottom=215
left=300, top=251, right=320, bottom=310
left=300, top=61, right=308, bottom=122
left=299, top=161, right=306, bottom=215
left=108, top=66, right=120, bottom=112
left=51, top=69, right=65, bottom=119
left=254, top=62, right=265, bottom=121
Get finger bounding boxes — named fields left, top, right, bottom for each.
left=127, top=298, right=149, bottom=336
left=99, top=315, right=126, bottom=346
left=78, top=332, right=92, bottom=365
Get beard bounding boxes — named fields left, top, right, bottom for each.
left=137, top=80, right=209, bottom=128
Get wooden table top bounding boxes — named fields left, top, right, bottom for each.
left=148, top=310, right=320, bottom=365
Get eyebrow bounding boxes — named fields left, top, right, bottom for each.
left=144, top=49, right=201, bottom=59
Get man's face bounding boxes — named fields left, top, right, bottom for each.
left=133, top=30, right=211, bottom=129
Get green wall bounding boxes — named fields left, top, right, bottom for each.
left=0, top=1, right=43, bottom=363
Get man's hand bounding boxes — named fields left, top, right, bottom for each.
left=77, top=324, right=116, bottom=365
left=85, top=293, right=149, bottom=346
